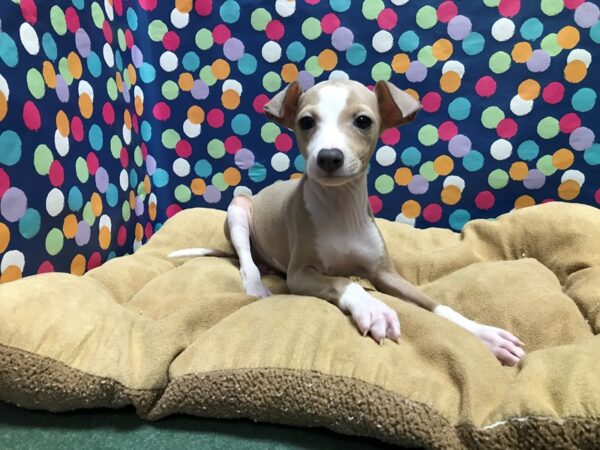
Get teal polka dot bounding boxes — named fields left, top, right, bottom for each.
left=571, top=88, right=596, bottom=113
left=238, top=53, right=257, bottom=75
left=330, top=0, right=351, bottom=12
left=462, top=150, right=484, bottom=172
left=68, top=187, right=83, bottom=211
left=449, top=209, right=471, bottom=231
left=249, top=163, right=267, bottom=182
left=448, top=97, right=471, bottom=121
left=346, top=43, right=367, bottom=66
left=141, top=121, right=152, bottom=142
left=294, top=154, right=306, bottom=172
left=139, top=62, right=156, bottom=83
left=19, top=208, right=41, bottom=239
left=182, top=52, right=200, bottom=71
left=129, top=169, right=138, bottom=188
left=42, top=33, right=58, bottom=61
left=0, top=130, right=22, bottom=166
left=520, top=18, right=543, bottom=41
left=401, top=147, right=422, bottom=167
left=584, top=143, right=600, bottom=166
left=194, top=159, right=213, bottom=177
left=462, top=32, right=485, bottom=56
left=106, top=184, right=119, bottom=207
left=591, top=22, right=600, bottom=44
left=517, top=140, right=539, bottom=161
left=220, top=0, right=240, bottom=24
left=87, top=52, right=102, bottom=77
left=0, top=32, right=19, bottom=68
left=89, top=125, right=103, bottom=151
left=398, top=31, right=419, bottom=53
left=231, top=114, right=251, bottom=136
left=286, top=41, right=306, bottom=62
left=152, top=168, right=169, bottom=187
left=127, top=8, right=138, bottom=30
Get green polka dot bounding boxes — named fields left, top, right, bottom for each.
left=106, top=78, right=118, bottom=101
left=541, top=0, right=563, bottom=16
left=174, top=185, right=192, bottom=203
left=541, top=33, right=561, bottom=56
left=91, top=2, right=105, bottom=28
left=122, top=69, right=131, bottom=86
left=483, top=0, right=500, bottom=6
left=58, top=57, right=73, bottom=85
left=418, top=124, right=439, bottom=146
left=195, top=29, right=213, bottom=50
left=488, top=169, right=509, bottom=189
left=537, top=117, right=559, bottom=139
left=481, top=106, right=505, bottom=129
left=110, top=135, right=122, bottom=158
left=417, top=46, right=436, bottom=68
left=416, top=5, right=437, bottom=30
left=45, top=228, right=64, bottom=256
left=371, top=62, right=392, bottom=81
left=34, top=145, right=53, bottom=175
left=134, top=146, right=143, bottom=167
left=117, top=29, right=126, bottom=52
left=161, top=80, right=179, bottom=100
left=261, top=123, right=280, bottom=143
left=489, top=51, right=511, bottom=74
left=305, top=56, right=324, bottom=77
left=302, top=18, right=322, bottom=40
left=262, top=71, right=282, bottom=92
left=211, top=173, right=228, bottom=191
left=148, top=20, right=168, bottom=42
left=83, top=202, right=95, bottom=225
left=122, top=201, right=131, bottom=221
left=161, top=129, right=180, bottom=149
left=536, top=155, right=557, bottom=175
left=26, top=69, right=45, bottom=99
left=419, top=161, right=439, bottom=181
left=137, top=184, right=147, bottom=201
left=375, top=174, right=394, bottom=194
left=75, top=157, right=89, bottom=183
left=207, top=139, right=225, bottom=158
left=362, top=0, right=385, bottom=20
left=199, top=65, right=217, bottom=86
left=50, top=6, right=67, bottom=36
left=251, top=8, right=271, bottom=31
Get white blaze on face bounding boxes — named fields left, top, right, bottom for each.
left=308, top=85, right=349, bottom=160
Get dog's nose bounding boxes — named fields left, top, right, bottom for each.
left=317, top=148, right=344, bottom=174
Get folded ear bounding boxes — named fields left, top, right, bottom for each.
left=375, top=80, right=421, bottom=130
left=263, top=81, right=303, bottom=129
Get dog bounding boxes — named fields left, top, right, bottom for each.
left=170, top=79, right=525, bottom=366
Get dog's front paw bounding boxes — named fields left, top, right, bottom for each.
left=350, top=298, right=401, bottom=345
left=475, top=324, right=525, bottom=366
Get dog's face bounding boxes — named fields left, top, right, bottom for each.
left=264, top=80, right=421, bottom=186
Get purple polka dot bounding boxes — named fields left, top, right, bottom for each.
left=191, top=80, right=209, bottom=100
left=55, top=75, right=69, bottom=103
left=332, top=27, right=354, bottom=51
left=223, top=37, right=245, bottom=61
left=448, top=134, right=472, bottom=157
left=405, top=61, right=427, bottom=82
left=408, top=175, right=429, bottom=194
left=135, top=196, right=144, bottom=216
left=526, top=50, right=551, bottom=73
left=574, top=2, right=600, bottom=29
left=203, top=185, right=221, bottom=203
left=122, top=82, right=131, bottom=103
left=234, top=148, right=255, bottom=169
left=146, top=155, right=157, bottom=175
left=447, top=15, right=472, bottom=41
left=297, top=70, right=315, bottom=90
left=523, top=169, right=545, bottom=189
left=75, top=29, right=91, bottom=58
left=131, top=45, right=144, bottom=68
left=569, top=126, right=595, bottom=151
left=0, top=187, right=27, bottom=222
left=95, top=167, right=109, bottom=193
left=75, top=221, right=91, bottom=246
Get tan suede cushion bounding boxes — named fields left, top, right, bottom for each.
left=1, top=202, right=599, bottom=449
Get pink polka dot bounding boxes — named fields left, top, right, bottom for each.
left=195, top=0, right=212, bottom=15
left=498, top=0, right=520, bottom=17
left=139, top=0, right=158, bottom=11
left=117, top=225, right=127, bottom=246
left=145, top=222, right=153, bottom=240
left=377, top=8, right=398, bottom=29
left=163, top=31, right=180, bottom=51
left=369, top=195, right=383, bottom=214
left=88, top=252, right=102, bottom=270
left=225, top=135, right=242, bottom=154
left=421, top=92, right=442, bottom=113
left=475, top=76, right=497, bottom=97
left=437, top=1, right=458, bottom=23
left=71, top=116, right=84, bottom=142
left=595, top=188, right=600, bottom=205
left=102, top=21, right=113, bottom=44
left=541, top=198, right=555, bottom=203
left=423, top=203, right=442, bottom=223
left=132, top=114, right=139, bottom=133
left=305, top=0, right=320, bottom=4
left=0, top=169, right=10, bottom=198
left=275, top=133, right=293, bottom=152
left=559, top=113, right=581, bottom=133
left=102, top=102, right=115, bottom=125
left=381, top=128, right=401, bottom=145
left=212, top=24, right=231, bottom=45
left=254, top=94, right=270, bottom=114
left=497, top=118, right=518, bottom=139
left=438, top=121, right=458, bottom=141
left=124, top=29, right=134, bottom=49
left=153, top=102, right=171, bottom=121
left=120, top=148, right=129, bottom=168
left=175, top=139, right=192, bottom=158
left=86, top=152, right=99, bottom=175
left=65, top=7, right=80, bottom=33
left=564, top=0, right=584, bottom=9
left=542, top=82, right=565, bottom=104
left=207, top=108, right=225, bottom=128
left=140, top=143, right=148, bottom=160
left=23, top=101, right=41, bottom=131
left=113, top=0, right=123, bottom=16
left=475, top=191, right=495, bottom=210
left=321, top=13, right=340, bottom=34
left=37, top=261, right=54, bottom=274
left=166, top=203, right=182, bottom=218
left=20, top=0, right=37, bottom=25
left=49, top=160, right=64, bottom=187
left=266, top=19, right=285, bottom=40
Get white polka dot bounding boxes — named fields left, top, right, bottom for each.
left=271, top=152, right=290, bottom=172
left=443, top=175, right=465, bottom=192
left=104, top=0, right=114, bottom=21
left=99, top=214, right=112, bottom=231
left=46, top=188, right=65, bottom=217
left=134, top=85, right=144, bottom=101
left=160, top=51, right=178, bottom=72
left=0, top=73, right=9, bottom=98
left=183, top=119, right=201, bottom=138
left=78, top=80, right=94, bottom=100
left=19, top=22, right=39, bottom=55
left=149, top=193, right=157, bottom=206
left=133, top=239, right=142, bottom=252
left=1, top=250, right=25, bottom=272
left=275, top=0, right=296, bottom=17
left=442, top=60, right=465, bottom=78
left=395, top=213, right=416, bottom=226
left=223, top=79, right=243, bottom=94
left=561, top=169, right=585, bottom=186
left=375, top=146, right=397, bottom=166
left=391, top=0, right=409, bottom=4
left=510, top=95, right=533, bottom=116
left=120, top=169, right=128, bottom=191
left=54, top=130, right=69, bottom=156
left=567, top=49, right=592, bottom=68
left=262, top=41, right=282, bottom=63
left=170, top=9, right=189, bottom=29
left=234, top=186, right=253, bottom=197
left=491, top=18, right=515, bottom=42
left=329, top=70, right=349, bottom=80
left=372, top=30, right=393, bottom=53
left=103, top=43, right=114, bottom=68
left=173, top=158, right=191, bottom=177
left=122, top=124, right=131, bottom=145
left=490, top=139, right=513, bottom=160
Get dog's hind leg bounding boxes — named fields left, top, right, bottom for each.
left=227, top=196, right=272, bottom=298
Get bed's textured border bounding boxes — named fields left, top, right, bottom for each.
left=2, top=342, right=600, bottom=450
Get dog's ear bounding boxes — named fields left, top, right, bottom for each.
left=375, top=81, right=421, bottom=130
left=264, top=81, right=303, bottom=129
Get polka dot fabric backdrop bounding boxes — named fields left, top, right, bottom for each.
left=0, top=0, right=599, bottom=281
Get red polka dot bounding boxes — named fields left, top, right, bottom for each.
left=369, top=195, right=383, bottom=214
left=437, top=1, right=458, bottom=23
left=559, top=113, right=581, bottom=133
left=305, top=0, right=320, bottom=4
left=475, top=76, right=497, bottom=97
left=275, top=133, right=293, bottom=152
left=212, top=24, right=231, bottom=45
left=423, top=204, right=442, bottom=223
left=421, top=92, right=442, bottom=113
left=266, top=19, right=285, bottom=40
left=88, top=252, right=102, bottom=270
left=37, top=261, right=54, bottom=274
left=377, top=8, right=398, bottom=29
left=254, top=94, right=270, bottom=114
left=498, top=0, right=520, bottom=17
left=20, top=0, right=37, bottom=24
left=140, top=143, right=148, bottom=159
left=162, top=31, right=180, bottom=51
left=496, top=118, right=518, bottom=139
left=207, top=108, right=225, bottom=128
left=595, top=188, right=600, bottom=205
left=48, top=160, right=64, bottom=187
left=23, top=101, right=41, bottom=131
left=381, top=127, right=401, bottom=145
left=139, top=0, right=158, bottom=11
left=65, top=7, right=80, bottom=33
left=102, top=102, right=115, bottom=125
left=144, top=222, right=153, bottom=240
left=541, top=198, right=555, bottom=203
left=564, top=0, right=584, bottom=9
left=124, top=29, right=134, bottom=49
left=225, top=135, right=242, bottom=154
left=475, top=191, right=495, bottom=210
left=320, top=13, right=340, bottom=34
left=131, top=114, right=139, bottom=133
left=102, top=20, right=113, bottom=44
left=438, top=121, right=458, bottom=141
left=113, top=0, right=123, bottom=16
left=86, top=152, right=99, bottom=175
left=166, top=203, right=182, bottom=218
left=0, top=169, right=10, bottom=198
left=195, top=0, right=212, bottom=15
left=117, top=225, right=127, bottom=246
left=175, top=139, right=192, bottom=158
left=153, top=102, right=171, bottom=121
left=120, top=148, right=129, bottom=168
left=71, top=116, right=84, bottom=142
left=542, top=82, right=565, bottom=104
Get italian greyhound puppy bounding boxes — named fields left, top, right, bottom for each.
left=170, top=80, right=525, bottom=366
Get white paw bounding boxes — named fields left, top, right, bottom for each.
left=240, top=266, right=272, bottom=298
left=475, top=324, right=525, bottom=366
left=350, top=297, right=401, bottom=345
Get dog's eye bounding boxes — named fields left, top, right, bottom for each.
left=298, top=116, right=315, bottom=130
left=354, top=115, right=372, bottom=129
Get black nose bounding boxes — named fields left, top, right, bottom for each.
left=317, top=148, right=344, bottom=174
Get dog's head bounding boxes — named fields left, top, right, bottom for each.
left=264, top=79, right=420, bottom=186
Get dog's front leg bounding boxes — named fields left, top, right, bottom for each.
left=287, top=267, right=401, bottom=344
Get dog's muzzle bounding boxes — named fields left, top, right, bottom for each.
left=317, top=148, right=344, bottom=174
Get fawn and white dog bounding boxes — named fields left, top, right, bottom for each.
left=170, top=80, right=525, bottom=366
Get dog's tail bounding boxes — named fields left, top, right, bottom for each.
left=167, top=248, right=233, bottom=258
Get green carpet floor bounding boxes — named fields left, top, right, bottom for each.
left=0, top=401, right=402, bottom=449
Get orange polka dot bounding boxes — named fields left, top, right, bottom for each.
left=401, top=200, right=421, bottom=218
left=115, top=72, right=124, bottom=92
left=70, top=254, right=86, bottom=276
left=511, top=42, right=532, bottom=63
left=290, top=173, right=303, bottom=180
left=221, top=89, right=240, bottom=110
left=42, top=61, right=57, bottom=88
left=281, top=63, right=299, bottom=83
left=176, top=0, right=193, bottom=13
left=144, top=175, right=151, bottom=194
left=0, top=222, right=9, bottom=253
left=63, top=214, right=78, bottom=239
left=404, top=88, right=419, bottom=102
left=432, top=39, right=453, bottom=61
left=127, top=64, right=137, bottom=85
left=211, top=59, right=231, bottom=80
left=129, top=190, right=136, bottom=208
left=187, top=105, right=205, bottom=124
left=557, top=26, right=580, bottom=49
left=440, top=71, right=461, bottom=93
left=391, top=54, right=410, bottom=74
left=91, top=192, right=103, bottom=217
left=552, top=148, right=574, bottom=170
left=67, top=52, right=83, bottom=79
left=394, top=168, right=412, bottom=186
left=564, top=60, right=587, bottom=83
left=0, top=92, right=7, bottom=122
left=99, top=226, right=111, bottom=250
left=514, top=195, right=535, bottom=209
left=178, top=73, right=194, bottom=91
left=149, top=202, right=157, bottom=221
left=441, top=185, right=461, bottom=205
left=135, top=95, right=144, bottom=116
left=0, top=265, right=22, bottom=284
left=318, top=49, right=338, bottom=71
left=518, top=79, right=540, bottom=100
left=558, top=179, right=580, bottom=200
left=56, top=110, right=70, bottom=137
left=191, top=178, right=206, bottom=195
left=433, top=155, right=454, bottom=176
left=224, top=167, right=241, bottom=186
left=135, top=223, right=144, bottom=241
left=78, top=93, right=93, bottom=119
left=509, top=162, right=529, bottom=181
left=123, top=109, right=132, bottom=129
